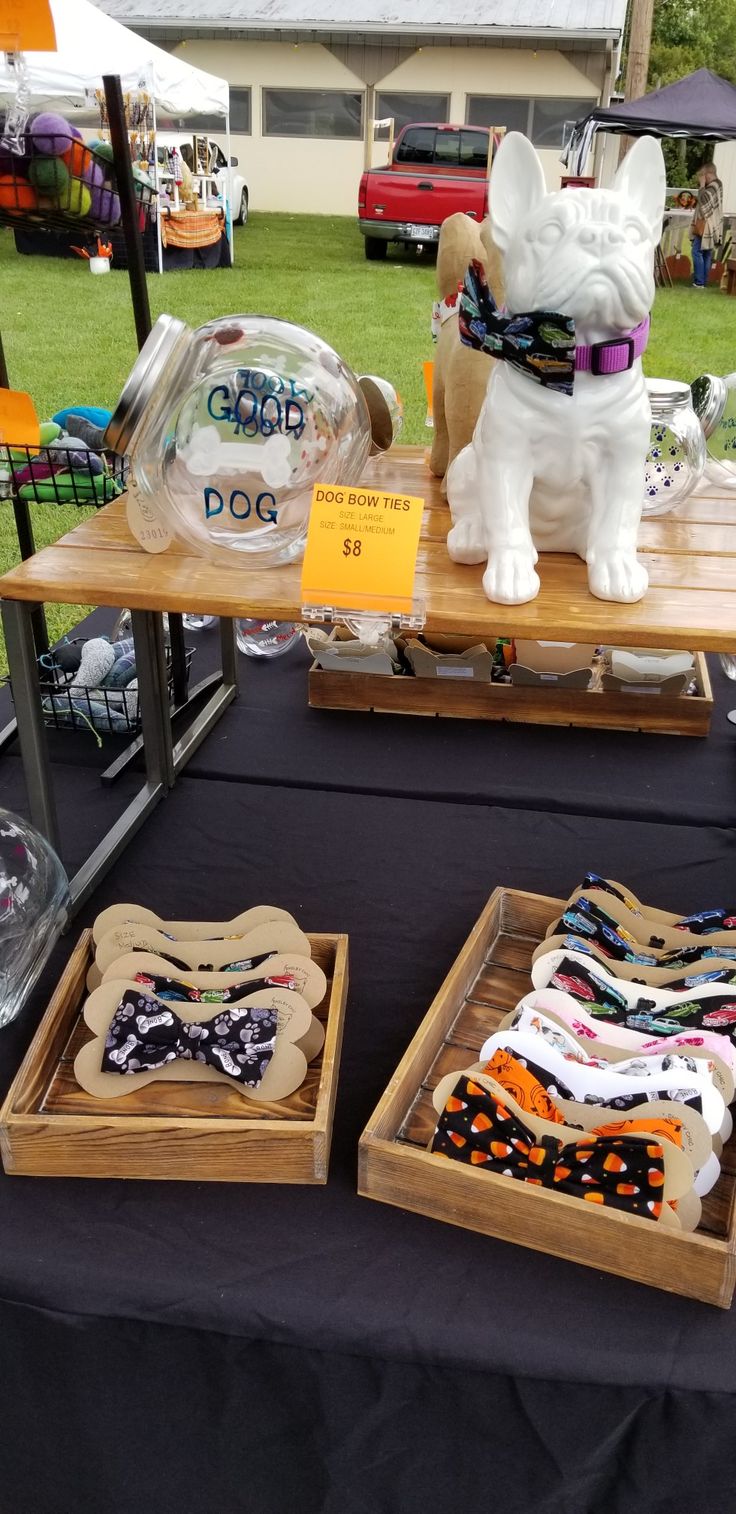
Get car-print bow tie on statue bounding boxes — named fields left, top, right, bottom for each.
left=447, top=131, right=666, bottom=605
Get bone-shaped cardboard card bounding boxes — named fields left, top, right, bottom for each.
left=93, top=921, right=311, bottom=981
left=99, top=951, right=327, bottom=1011
left=92, top=902, right=297, bottom=946
left=532, top=935, right=736, bottom=985
left=432, top=1056, right=712, bottom=1173
left=76, top=985, right=311, bottom=1102
left=563, top=887, right=736, bottom=953
left=508, top=990, right=736, bottom=1103
left=85, top=978, right=325, bottom=1065
left=430, top=1066, right=694, bottom=1224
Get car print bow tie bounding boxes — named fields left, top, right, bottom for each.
left=431, top=1073, right=667, bottom=1219
left=458, top=259, right=649, bottom=397
left=458, top=258, right=577, bottom=393
left=102, top=990, right=278, bottom=1088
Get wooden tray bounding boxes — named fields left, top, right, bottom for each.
left=359, top=887, right=736, bottom=1306
left=309, top=651, right=713, bottom=736
left=0, top=929, right=348, bottom=1184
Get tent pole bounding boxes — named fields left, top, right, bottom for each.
left=103, top=72, right=151, bottom=351
left=225, top=110, right=233, bottom=264
left=152, top=94, right=163, bottom=274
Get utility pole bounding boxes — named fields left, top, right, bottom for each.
left=618, top=0, right=656, bottom=160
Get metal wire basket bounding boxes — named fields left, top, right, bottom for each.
left=4, top=639, right=194, bottom=737
left=0, top=442, right=127, bottom=508
left=0, top=135, right=154, bottom=237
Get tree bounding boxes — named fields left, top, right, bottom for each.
left=646, top=0, right=736, bottom=179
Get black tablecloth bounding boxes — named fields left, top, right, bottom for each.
left=2, top=777, right=736, bottom=1514
left=3, top=614, right=735, bottom=827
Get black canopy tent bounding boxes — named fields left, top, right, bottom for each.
left=566, top=68, right=736, bottom=174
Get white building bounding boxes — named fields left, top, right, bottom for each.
left=99, top=0, right=627, bottom=214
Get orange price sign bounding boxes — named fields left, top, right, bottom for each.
left=0, top=389, right=40, bottom=449
left=0, top=0, right=56, bottom=49
left=301, top=483, right=424, bottom=615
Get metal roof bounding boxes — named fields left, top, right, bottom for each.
left=98, top=0, right=627, bottom=40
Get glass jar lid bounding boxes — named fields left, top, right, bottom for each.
left=104, top=314, right=189, bottom=455
left=691, top=373, right=728, bottom=437
left=646, top=378, right=694, bottom=418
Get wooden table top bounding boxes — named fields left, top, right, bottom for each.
left=2, top=446, right=736, bottom=650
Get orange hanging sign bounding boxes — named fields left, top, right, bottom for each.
left=0, top=0, right=56, bottom=50
left=0, top=389, right=41, bottom=449
left=301, top=483, right=424, bottom=615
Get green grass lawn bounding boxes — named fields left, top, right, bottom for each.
left=1, top=212, right=734, bottom=671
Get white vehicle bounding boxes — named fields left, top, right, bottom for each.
left=156, top=133, right=249, bottom=225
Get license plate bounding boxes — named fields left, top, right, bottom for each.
left=408, top=223, right=437, bottom=241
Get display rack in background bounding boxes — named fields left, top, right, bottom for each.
left=0, top=75, right=196, bottom=786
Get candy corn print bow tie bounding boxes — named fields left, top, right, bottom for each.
left=431, top=1073, right=666, bottom=1220
left=458, top=259, right=650, bottom=397
left=102, top=990, right=277, bottom=1087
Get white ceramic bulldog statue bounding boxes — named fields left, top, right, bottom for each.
left=446, top=132, right=666, bottom=604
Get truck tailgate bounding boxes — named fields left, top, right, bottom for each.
left=365, top=169, right=487, bottom=228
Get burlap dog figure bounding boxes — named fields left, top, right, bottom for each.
left=429, top=212, right=505, bottom=495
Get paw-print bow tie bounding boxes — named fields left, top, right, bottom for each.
left=431, top=1073, right=666, bottom=1220
left=458, top=259, right=649, bottom=397
left=102, top=990, right=278, bottom=1088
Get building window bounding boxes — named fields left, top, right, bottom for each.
left=157, top=113, right=228, bottom=134
left=229, top=88, right=252, bottom=135
left=466, top=96, right=531, bottom=134
left=531, top=98, right=590, bottom=149
left=263, top=89, right=363, bottom=139
left=375, top=91, right=449, bottom=138
left=465, top=96, right=591, bottom=149
left=394, top=126, right=489, bottom=169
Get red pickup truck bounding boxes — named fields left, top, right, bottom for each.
left=358, top=122, right=490, bottom=259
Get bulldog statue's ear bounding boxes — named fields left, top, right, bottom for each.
left=490, top=132, right=546, bottom=254
left=613, top=134, right=667, bottom=244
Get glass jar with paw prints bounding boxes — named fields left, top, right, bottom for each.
left=691, top=372, right=736, bottom=490
left=642, top=379, right=706, bottom=516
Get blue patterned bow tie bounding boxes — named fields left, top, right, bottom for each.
left=459, top=259, right=576, bottom=395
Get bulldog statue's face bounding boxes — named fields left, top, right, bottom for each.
left=490, top=132, right=666, bottom=333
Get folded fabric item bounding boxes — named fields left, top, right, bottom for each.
left=580, top=872, right=736, bottom=936
left=52, top=404, right=112, bottom=431
left=101, top=637, right=137, bottom=690
left=102, top=989, right=278, bottom=1088
left=133, top=971, right=301, bottom=1002
left=537, top=956, right=736, bottom=1047
left=431, top=1073, right=672, bottom=1222
left=43, top=691, right=137, bottom=733
left=18, top=470, right=121, bottom=503
left=551, top=898, right=736, bottom=967
left=71, top=638, right=116, bottom=690
left=484, top=1046, right=688, bottom=1150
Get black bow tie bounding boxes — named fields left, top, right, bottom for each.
left=459, top=258, right=576, bottom=393
left=102, top=990, right=278, bottom=1087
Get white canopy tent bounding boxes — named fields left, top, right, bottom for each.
left=0, top=0, right=229, bottom=119
left=0, top=0, right=231, bottom=270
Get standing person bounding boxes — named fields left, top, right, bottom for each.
left=690, top=161, right=723, bottom=288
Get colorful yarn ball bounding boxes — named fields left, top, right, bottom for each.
left=66, top=180, right=92, bottom=217
left=29, top=112, right=74, bottom=157
left=0, top=174, right=38, bottom=213
left=90, top=185, right=120, bottom=226
left=29, top=157, right=70, bottom=195
left=62, top=139, right=91, bottom=178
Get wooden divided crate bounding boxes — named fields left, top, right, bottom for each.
left=359, top=888, right=736, bottom=1306
left=0, top=930, right=348, bottom=1184
left=309, top=651, right=713, bottom=736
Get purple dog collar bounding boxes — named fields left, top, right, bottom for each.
left=575, top=317, right=650, bottom=376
